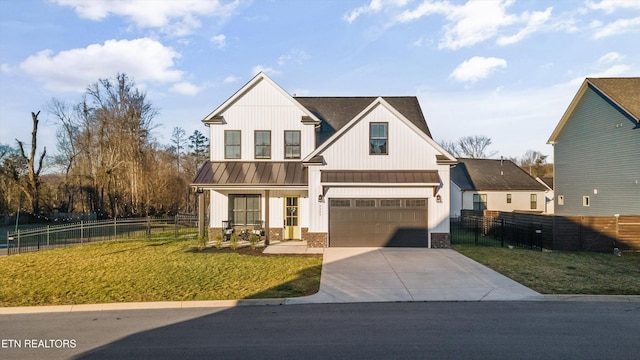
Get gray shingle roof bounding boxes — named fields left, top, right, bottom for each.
left=294, top=97, right=432, bottom=145
left=588, top=78, right=640, bottom=121
left=451, top=158, right=548, bottom=191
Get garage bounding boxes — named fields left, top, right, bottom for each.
left=329, top=198, right=428, bottom=247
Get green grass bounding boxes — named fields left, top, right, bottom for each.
left=454, top=245, right=640, bottom=295
left=0, top=236, right=322, bottom=307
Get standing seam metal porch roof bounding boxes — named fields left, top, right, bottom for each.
left=321, top=170, right=440, bottom=184
left=193, top=161, right=308, bottom=186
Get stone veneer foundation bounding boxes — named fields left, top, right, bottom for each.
left=431, top=233, right=451, bottom=248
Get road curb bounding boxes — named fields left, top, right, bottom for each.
left=0, top=298, right=286, bottom=315
left=544, top=295, right=640, bottom=302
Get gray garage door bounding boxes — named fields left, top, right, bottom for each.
left=329, top=198, right=428, bottom=247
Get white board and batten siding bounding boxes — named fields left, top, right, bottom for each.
left=306, top=102, right=452, bottom=237
left=554, top=87, right=640, bottom=216
left=208, top=79, right=316, bottom=162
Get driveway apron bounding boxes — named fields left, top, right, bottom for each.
left=286, top=248, right=543, bottom=304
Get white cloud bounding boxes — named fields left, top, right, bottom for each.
left=19, top=38, right=183, bottom=92
left=497, top=7, right=553, bottom=46
left=53, top=0, right=239, bottom=35
left=565, top=64, right=635, bottom=87
left=170, top=81, right=202, bottom=95
left=1, top=64, right=12, bottom=74
left=223, top=75, right=239, bottom=83
left=251, top=65, right=281, bottom=76
left=449, top=56, right=507, bottom=83
left=598, top=51, right=623, bottom=63
left=593, top=16, right=640, bottom=39
left=210, top=34, right=226, bottom=49
left=587, top=0, right=640, bottom=13
left=344, top=0, right=410, bottom=23
left=277, top=49, right=310, bottom=66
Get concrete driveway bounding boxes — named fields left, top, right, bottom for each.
left=286, top=248, right=544, bottom=304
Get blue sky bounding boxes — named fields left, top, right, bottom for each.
left=1, top=0, right=639, bottom=162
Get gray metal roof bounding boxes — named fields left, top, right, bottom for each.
left=193, top=161, right=307, bottom=186
left=321, top=170, right=440, bottom=184
left=451, top=158, right=548, bottom=191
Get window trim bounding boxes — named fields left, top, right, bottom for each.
left=229, top=194, right=261, bottom=226
left=369, top=122, right=388, bottom=155
left=473, top=194, right=487, bottom=211
left=284, top=130, right=301, bottom=159
left=254, top=130, right=271, bottom=159
left=224, top=130, right=241, bottom=159
left=530, top=194, right=537, bottom=209
left=506, top=193, right=512, bottom=204
left=583, top=196, right=590, bottom=207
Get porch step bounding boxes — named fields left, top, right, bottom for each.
left=263, top=240, right=324, bottom=255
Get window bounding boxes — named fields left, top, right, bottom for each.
left=254, top=131, right=271, bottom=159
left=330, top=199, right=351, bottom=207
left=557, top=195, right=564, bottom=206
left=284, top=131, right=301, bottom=159
left=405, top=199, right=427, bottom=207
left=229, top=195, right=261, bottom=226
left=355, top=199, right=376, bottom=207
left=473, top=194, right=487, bottom=211
left=380, top=199, right=401, bottom=207
left=225, top=130, right=241, bottom=159
left=370, top=123, right=388, bottom=154
left=506, top=194, right=512, bottom=204
left=530, top=194, right=537, bottom=209
left=583, top=196, right=590, bottom=207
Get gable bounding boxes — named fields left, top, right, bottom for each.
left=548, top=77, right=640, bottom=143
left=202, top=72, right=319, bottom=124
left=305, top=98, right=455, bottom=169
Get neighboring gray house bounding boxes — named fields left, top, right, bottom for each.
left=548, top=77, right=640, bottom=216
left=450, top=158, right=548, bottom=216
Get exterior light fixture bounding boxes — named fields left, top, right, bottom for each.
left=318, top=194, right=324, bottom=202
left=436, top=195, right=442, bottom=203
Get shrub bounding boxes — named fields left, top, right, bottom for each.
left=249, top=233, right=260, bottom=249
left=197, top=235, right=208, bottom=250
left=214, top=235, right=223, bottom=249
left=229, top=233, right=239, bottom=250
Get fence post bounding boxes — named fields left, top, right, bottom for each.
left=474, top=217, right=479, bottom=245
left=47, top=225, right=50, bottom=247
left=17, top=230, right=20, bottom=255
left=114, top=218, right=117, bottom=240
left=175, top=215, right=178, bottom=239
left=81, top=221, right=84, bottom=245
left=5, top=231, right=8, bottom=255
left=501, top=219, right=505, bottom=248
left=147, top=216, right=151, bottom=240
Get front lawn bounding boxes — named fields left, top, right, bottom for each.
left=0, top=237, right=322, bottom=307
left=454, top=245, right=640, bottom=295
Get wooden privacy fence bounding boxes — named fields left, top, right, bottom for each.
left=459, top=210, right=640, bottom=252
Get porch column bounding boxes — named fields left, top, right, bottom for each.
left=198, top=190, right=205, bottom=238
left=265, top=190, right=270, bottom=245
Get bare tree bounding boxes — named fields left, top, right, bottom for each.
left=171, top=127, right=186, bottom=172
left=440, top=135, right=497, bottom=158
left=517, top=150, right=549, bottom=177
left=14, top=111, right=47, bottom=214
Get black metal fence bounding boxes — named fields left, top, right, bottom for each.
left=450, top=216, right=544, bottom=250
left=5, top=215, right=199, bottom=255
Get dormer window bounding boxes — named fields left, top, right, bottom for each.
left=370, top=122, right=388, bottom=155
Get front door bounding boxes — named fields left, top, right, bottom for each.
left=284, top=196, right=301, bottom=240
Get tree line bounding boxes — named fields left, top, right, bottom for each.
left=0, top=74, right=208, bottom=220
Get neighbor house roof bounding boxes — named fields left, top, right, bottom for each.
left=451, top=158, right=548, bottom=191
left=295, top=96, right=432, bottom=139
left=192, top=161, right=307, bottom=187
left=548, top=77, right=640, bottom=143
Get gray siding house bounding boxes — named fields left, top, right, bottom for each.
left=548, top=78, right=640, bottom=216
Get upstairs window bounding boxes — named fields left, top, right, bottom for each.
left=255, top=131, right=271, bottom=159
left=225, top=130, right=241, bottom=159
left=370, top=123, right=388, bottom=155
left=506, top=194, right=512, bottom=204
left=284, top=131, right=301, bottom=159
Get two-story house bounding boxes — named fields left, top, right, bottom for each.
left=192, top=73, right=457, bottom=248
left=548, top=77, right=640, bottom=216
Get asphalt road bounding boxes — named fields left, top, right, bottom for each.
left=1, top=301, right=639, bottom=360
